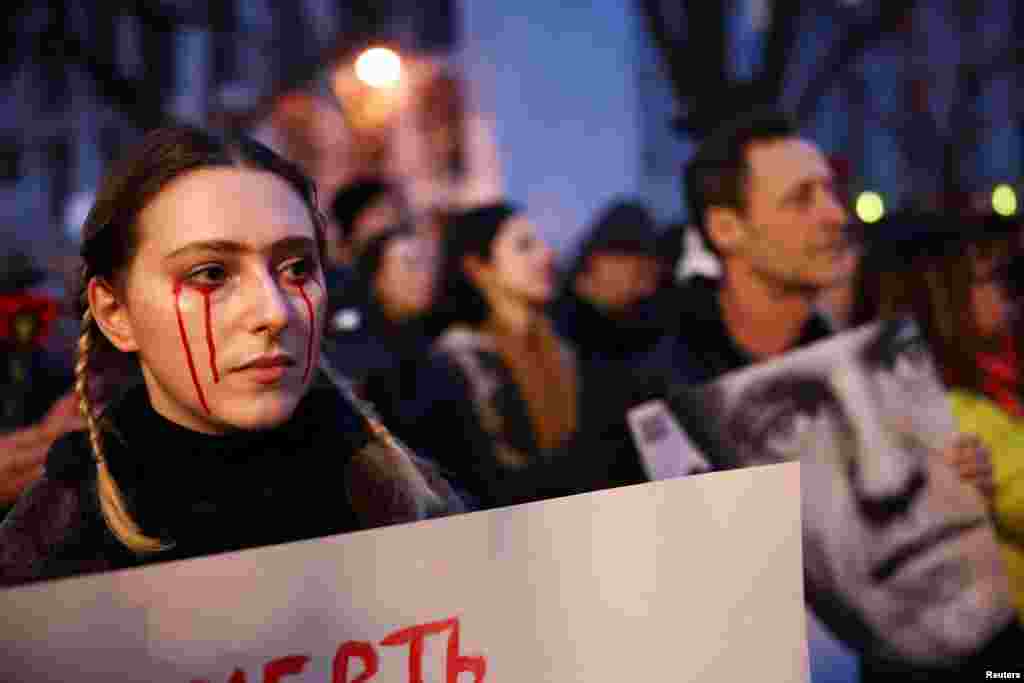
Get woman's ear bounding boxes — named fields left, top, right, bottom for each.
left=88, top=276, right=139, bottom=352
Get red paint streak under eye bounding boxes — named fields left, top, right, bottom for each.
left=298, top=282, right=317, bottom=383
left=174, top=283, right=211, bottom=414
left=200, top=287, right=220, bottom=383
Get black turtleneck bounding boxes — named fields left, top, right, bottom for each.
left=47, top=380, right=367, bottom=568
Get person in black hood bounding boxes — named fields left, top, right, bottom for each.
left=552, top=199, right=671, bottom=372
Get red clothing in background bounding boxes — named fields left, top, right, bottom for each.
left=978, top=334, right=1024, bottom=420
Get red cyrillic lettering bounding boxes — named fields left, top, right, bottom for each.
left=381, top=619, right=453, bottom=683
left=333, top=641, right=379, bottom=683
left=445, top=618, right=486, bottom=683
left=381, top=617, right=487, bottom=683
left=264, top=655, right=310, bottom=683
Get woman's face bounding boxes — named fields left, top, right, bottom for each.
left=471, top=216, right=556, bottom=308
left=970, top=249, right=1013, bottom=343
left=95, top=167, right=325, bottom=434
left=375, top=235, right=436, bottom=320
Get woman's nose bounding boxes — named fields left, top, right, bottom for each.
left=247, top=272, right=291, bottom=336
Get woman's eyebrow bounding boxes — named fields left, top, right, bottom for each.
left=165, top=236, right=316, bottom=262
left=165, top=240, right=244, bottom=261
left=268, top=236, right=318, bottom=258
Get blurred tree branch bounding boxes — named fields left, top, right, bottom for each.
left=637, top=1, right=924, bottom=139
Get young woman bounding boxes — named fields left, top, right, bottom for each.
left=390, top=202, right=623, bottom=510
left=849, top=211, right=1024, bottom=615
left=0, top=126, right=460, bottom=587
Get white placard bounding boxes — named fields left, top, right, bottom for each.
left=0, top=464, right=806, bottom=683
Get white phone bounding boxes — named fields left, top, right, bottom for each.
left=627, top=399, right=712, bottom=481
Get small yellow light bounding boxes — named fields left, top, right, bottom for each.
left=855, top=191, right=885, bottom=224
left=354, top=47, right=402, bottom=89
left=992, top=184, right=1018, bottom=217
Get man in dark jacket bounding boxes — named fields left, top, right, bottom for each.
left=654, top=109, right=1020, bottom=681
left=572, top=109, right=848, bottom=494
left=669, top=108, right=851, bottom=384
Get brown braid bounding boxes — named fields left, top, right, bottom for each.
left=76, top=301, right=168, bottom=554
left=317, top=354, right=443, bottom=518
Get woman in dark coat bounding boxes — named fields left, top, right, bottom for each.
left=0, top=125, right=460, bottom=588
left=392, top=202, right=636, bottom=509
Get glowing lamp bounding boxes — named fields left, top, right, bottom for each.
left=992, top=184, right=1018, bottom=217
left=855, top=191, right=885, bottom=224
left=355, top=47, right=402, bottom=89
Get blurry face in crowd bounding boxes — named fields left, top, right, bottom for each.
left=704, top=320, right=1011, bottom=665
left=719, top=138, right=850, bottom=293
left=468, top=215, right=556, bottom=309
left=576, top=251, right=662, bottom=314
left=351, top=195, right=404, bottom=253
left=322, top=214, right=348, bottom=268
left=375, top=235, right=436, bottom=321
left=90, top=168, right=325, bottom=434
left=969, top=248, right=1014, bottom=343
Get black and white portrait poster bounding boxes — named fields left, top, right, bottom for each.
left=628, top=319, right=1021, bottom=681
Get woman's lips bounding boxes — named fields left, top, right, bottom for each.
left=235, top=354, right=296, bottom=384
left=242, top=365, right=289, bottom=384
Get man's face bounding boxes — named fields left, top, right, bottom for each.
left=703, top=320, right=1012, bottom=665
left=732, top=138, right=851, bottom=292
left=575, top=251, right=661, bottom=313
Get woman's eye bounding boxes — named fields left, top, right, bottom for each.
left=187, top=264, right=227, bottom=286
left=280, top=258, right=312, bottom=282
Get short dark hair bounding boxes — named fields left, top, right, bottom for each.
left=330, top=178, right=395, bottom=242
left=437, top=201, right=521, bottom=327
left=683, top=108, right=798, bottom=256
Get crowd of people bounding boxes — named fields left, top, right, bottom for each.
left=2, top=107, right=1023, bottom=679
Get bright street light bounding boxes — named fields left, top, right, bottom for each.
left=855, top=191, right=885, bottom=224
left=355, top=47, right=402, bottom=89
